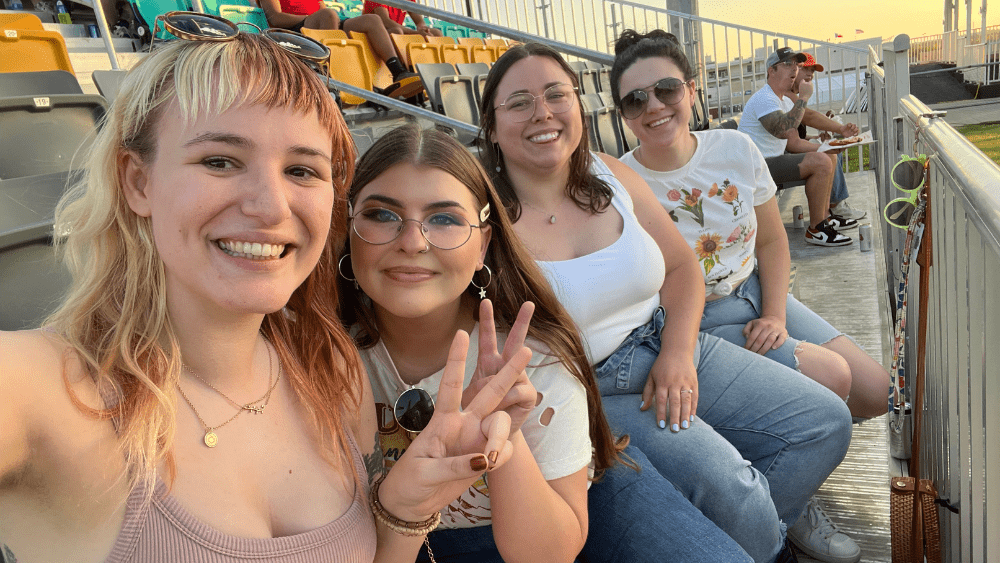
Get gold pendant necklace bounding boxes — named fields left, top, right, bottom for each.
left=177, top=339, right=280, bottom=448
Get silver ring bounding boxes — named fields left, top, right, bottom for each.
left=680, top=389, right=694, bottom=394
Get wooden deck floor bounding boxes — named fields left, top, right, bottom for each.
left=778, top=170, right=892, bottom=563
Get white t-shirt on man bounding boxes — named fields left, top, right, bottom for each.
left=738, top=84, right=795, bottom=158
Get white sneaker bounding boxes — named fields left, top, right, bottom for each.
left=830, top=199, right=867, bottom=221
left=787, top=497, right=861, bottom=563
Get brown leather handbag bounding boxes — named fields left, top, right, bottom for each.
left=889, top=165, right=941, bottom=563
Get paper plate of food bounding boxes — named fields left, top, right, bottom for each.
left=818, top=130, right=876, bottom=152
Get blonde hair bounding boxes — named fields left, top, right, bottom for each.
left=47, top=33, right=360, bottom=494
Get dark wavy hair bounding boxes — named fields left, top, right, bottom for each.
left=476, top=42, right=613, bottom=221
left=338, top=124, right=628, bottom=477
left=610, top=29, right=697, bottom=109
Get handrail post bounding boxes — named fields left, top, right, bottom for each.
left=882, top=34, right=911, bottom=160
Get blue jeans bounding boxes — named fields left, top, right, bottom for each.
left=417, top=444, right=752, bottom=563
left=596, top=308, right=852, bottom=563
left=831, top=153, right=849, bottom=203
left=700, top=271, right=842, bottom=370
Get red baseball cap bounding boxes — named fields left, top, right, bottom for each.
left=802, top=53, right=825, bottom=72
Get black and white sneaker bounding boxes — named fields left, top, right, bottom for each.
left=826, top=213, right=858, bottom=231
left=805, top=221, right=853, bottom=247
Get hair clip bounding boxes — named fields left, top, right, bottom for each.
left=480, top=203, right=490, bottom=223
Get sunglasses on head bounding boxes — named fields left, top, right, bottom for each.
left=394, top=387, right=435, bottom=433
left=618, top=77, right=689, bottom=120
left=882, top=156, right=928, bottom=229
left=149, top=11, right=331, bottom=75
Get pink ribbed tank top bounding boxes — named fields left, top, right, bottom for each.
left=104, top=433, right=377, bottom=563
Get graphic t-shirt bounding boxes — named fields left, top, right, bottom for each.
left=738, top=84, right=795, bottom=158
left=359, top=325, right=592, bottom=529
left=620, top=129, right=777, bottom=294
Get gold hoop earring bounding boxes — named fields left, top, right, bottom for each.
left=470, top=264, right=492, bottom=300
left=338, top=254, right=358, bottom=290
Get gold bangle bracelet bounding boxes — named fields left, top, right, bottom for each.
left=369, top=475, right=442, bottom=537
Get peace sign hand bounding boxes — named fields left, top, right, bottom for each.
left=377, top=329, right=533, bottom=522
left=462, top=300, right=537, bottom=434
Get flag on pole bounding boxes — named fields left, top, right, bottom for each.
left=835, top=33, right=843, bottom=38
left=855, top=29, right=864, bottom=34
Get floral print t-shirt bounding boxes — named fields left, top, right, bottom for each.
left=620, top=129, right=777, bottom=295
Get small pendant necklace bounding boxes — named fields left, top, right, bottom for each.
left=521, top=199, right=559, bottom=224
left=177, top=340, right=280, bottom=448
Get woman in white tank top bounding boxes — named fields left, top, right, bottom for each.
left=477, top=42, right=854, bottom=563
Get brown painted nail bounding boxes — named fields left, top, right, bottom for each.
left=470, top=455, right=489, bottom=472
left=487, top=450, right=499, bottom=468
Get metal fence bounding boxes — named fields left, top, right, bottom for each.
left=870, top=33, right=1000, bottom=562
left=414, top=0, right=868, bottom=136
left=910, top=25, right=1000, bottom=86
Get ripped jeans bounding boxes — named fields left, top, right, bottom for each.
left=700, top=271, right=843, bottom=370
left=595, top=307, right=852, bottom=563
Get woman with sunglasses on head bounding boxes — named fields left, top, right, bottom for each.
left=0, top=28, right=530, bottom=563
left=610, top=31, right=889, bottom=563
left=338, top=124, right=752, bottom=563
left=478, top=42, right=853, bottom=563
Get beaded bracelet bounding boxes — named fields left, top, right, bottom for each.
left=369, top=475, right=442, bottom=537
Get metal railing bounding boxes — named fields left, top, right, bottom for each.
left=870, top=33, right=1000, bottom=562
left=910, top=25, right=1000, bottom=86
left=404, top=0, right=870, bottom=169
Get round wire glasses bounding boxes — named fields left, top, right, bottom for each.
left=495, top=84, right=578, bottom=123
left=349, top=203, right=490, bottom=250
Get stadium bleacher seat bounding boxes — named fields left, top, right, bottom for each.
left=348, top=31, right=394, bottom=90
left=414, top=63, right=457, bottom=113
left=0, top=13, right=45, bottom=31
left=91, top=70, right=129, bottom=103
left=0, top=94, right=107, bottom=180
left=0, top=170, right=75, bottom=330
left=324, top=38, right=374, bottom=105
left=391, top=34, right=427, bottom=69
left=407, top=42, right=442, bottom=67
left=0, top=29, right=75, bottom=74
left=0, top=70, right=83, bottom=98
left=218, top=5, right=269, bottom=32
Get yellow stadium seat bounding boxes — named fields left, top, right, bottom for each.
left=0, top=29, right=74, bottom=74
left=427, top=36, right=456, bottom=46
left=301, top=27, right=349, bottom=42
left=390, top=33, right=426, bottom=68
left=484, top=38, right=508, bottom=49
left=458, top=37, right=484, bottom=47
left=348, top=30, right=393, bottom=90
left=406, top=42, right=442, bottom=67
left=440, top=44, right=470, bottom=66
left=470, top=45, right=495, bottom=65
left=325, top=39, right=373, bottom=106
left=0, top=13, right=45, bottom=31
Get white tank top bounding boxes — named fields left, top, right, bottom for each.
left=536, top=155, right=665, bottom=364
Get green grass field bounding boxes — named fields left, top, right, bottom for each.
left=958, top=123, right=1000, bottom=166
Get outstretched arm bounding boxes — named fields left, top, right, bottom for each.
left=802, top=108, right=859, bottom=137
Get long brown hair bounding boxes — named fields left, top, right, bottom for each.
left=339, top=124, right=626, bottom=476
left=47, top=33, right=361, bottom=494
left=476, top=43, right=613, bottom=222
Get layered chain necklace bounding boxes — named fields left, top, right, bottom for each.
left=177, top=340, right=281, bottom=448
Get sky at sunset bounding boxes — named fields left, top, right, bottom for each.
left=694, top=0, right=998, bottom=42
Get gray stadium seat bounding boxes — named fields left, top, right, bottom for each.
left=0, top=94, right=107, bottom=180
left=92, top=69, right=130, bottom=104
left=456, top=62, right=490, bottom=77
left=0, top=171, right=75, bottom=330
left=0, top=70, right=83, bottom=97
left=415, top=63, right=458, bottom=113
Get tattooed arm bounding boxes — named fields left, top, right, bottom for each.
left=758, top=98, right=810, bottom=139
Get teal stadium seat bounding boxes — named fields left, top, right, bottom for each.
left=219, top=5, right=269, bottom=32
left=128, top=0, right=188, bottom=40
